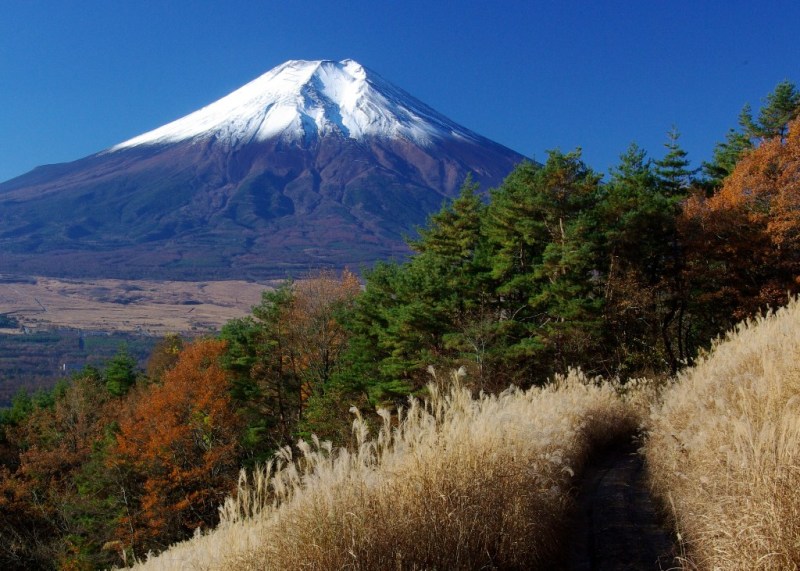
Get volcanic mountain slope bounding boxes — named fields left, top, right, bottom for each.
left=0, top=59, right=525, bottom=280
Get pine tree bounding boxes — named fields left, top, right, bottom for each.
left=410, top=176, right=493, bottom=322
left=602, top=142, right=667, bottom=280
left=411, top=174, right=484, bottom=262
left=599, top=143, right=684, bottom=374
left=484, top=150, right=603, bottom=381
left=485, top=152, right=598, bottom=299
left=654, top=126, right=696, bottom=197
left=104, top=346, right=138, bottom=396
left=702, top=128, right=753, bottom=190
left=220, top=284, right=302, bottom=456
left=608, top=142, right=655, bottom=187
left=740, top=80, right=800, bottom=141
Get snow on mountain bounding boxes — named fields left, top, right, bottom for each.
left=1, top=58, right=525, bottom=280
left=112, top=59, right=482, bottom=150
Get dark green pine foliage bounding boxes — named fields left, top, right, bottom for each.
left=341, top=261, right=440, bottom=394
left=220, top=284, right=302, bottom=461
left=479, top=161, right=551, bottom=383
left=0, top=380, right=69, bottom=440
left=0, top=389, right=36, bottom=428
left=740, top=80, right=800, bottom=141
left=409, top=175, right=493, bottom=336
left=219, top=316, right=263, bottom=404
left=702, top=128, right=753, bottom=190
left=484, top=160, right=550, bottom=304
left=654, top=126, right=696, bottom=197
left=339, top=177, right=498, bottom=396
left=596, top=143, right=684, bottom=374
left=410, top=174, right=484, bottom=261
left=408, top=176, right=504, bottom=385
left=601, top=143, right=675, bottom=282
left=485, top=150, right=603, bottom=381
left=649, top=134, right=696, bottom=370
left=343, top=264, right=418, bottom=389
left=103, top=346, right=138, bottom=396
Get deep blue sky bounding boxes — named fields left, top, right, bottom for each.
left=1, top=1, right=798, bottom=183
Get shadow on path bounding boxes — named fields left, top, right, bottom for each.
left=558, top=436, right=679, bottom=571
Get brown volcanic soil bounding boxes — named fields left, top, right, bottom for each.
left=0, top=276, right=272, bottom=335
left=0, top=131, right=524, bottom=281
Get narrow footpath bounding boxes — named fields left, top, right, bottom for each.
left=559, top=437, right=678, bottom=571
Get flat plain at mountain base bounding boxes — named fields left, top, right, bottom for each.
left=0, top=276, right=270, bottom=335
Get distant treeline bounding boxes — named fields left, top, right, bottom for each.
left=0, top=275, right=37, bottom=285
left=0, top=330, right=155, bottom=406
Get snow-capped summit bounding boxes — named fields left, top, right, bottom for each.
left=113, top=59, right=479, bottom=150
left=1, top=59, right=525, bottom=280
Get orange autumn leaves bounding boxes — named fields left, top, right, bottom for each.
left=722, top=118, right=800, bottom=247
left=0, top=339, right=244, bottom=562
left=286, top=270, right=361, bottom=401
left=113, top=339, right=242, bottom=549
left=110, top=270, right=361, bottom=550
left=682, top=118, right=800, bottom=319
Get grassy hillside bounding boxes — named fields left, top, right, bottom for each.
left=646, top=300, right=800, bottom=570
left=129, top=371, right=646, bottom=570
left=133, top=299, right=800, bottom=570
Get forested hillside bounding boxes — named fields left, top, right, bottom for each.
left=1, top=81, right=799, bottom=570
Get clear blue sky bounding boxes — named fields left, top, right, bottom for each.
left=1, top=1, right=798, bottom=183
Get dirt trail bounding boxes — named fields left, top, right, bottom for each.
left=560, top=437, right=678, bottom=571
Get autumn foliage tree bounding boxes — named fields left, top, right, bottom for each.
left=0, top=372, right=122, bottom=569
left=221, top=270, right=362, bottom=457
left=144, top=333, right=183, bottom=381
left=111, top=339, right=242, bottom=555
left=681, top=117, right=800, bottom=331
left=285, top=269, right=362, bottom=399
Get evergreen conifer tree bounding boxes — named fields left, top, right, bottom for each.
left=599, top=143, right=684, bottom=373
left=654, top=126, right=696, bottom=197
left=411, top=174, right=484, bottom=260
left=104, top=346, right=137, bottom=396
left=702, top=128, right=753, bottom=190
left=740, top=80, right=800, bottom=141
left=484, top=151, right=602, bottom=381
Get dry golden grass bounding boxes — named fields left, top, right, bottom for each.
left=130, top=370, right=642, bottom=570
left=0, top=276, right=270, bottom=335
left=645, top=300, right=800, bottom=570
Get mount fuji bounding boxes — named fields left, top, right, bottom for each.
left=0, top=59, right=525, bottom=280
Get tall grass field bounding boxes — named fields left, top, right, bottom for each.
left=646, top=300, right=800, bottom=570
left=130, top=370, right=641, bottom=570
left=130, top=301, right=800, bottom=570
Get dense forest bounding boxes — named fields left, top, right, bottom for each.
left=1, top=81, right=799, bottom=569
